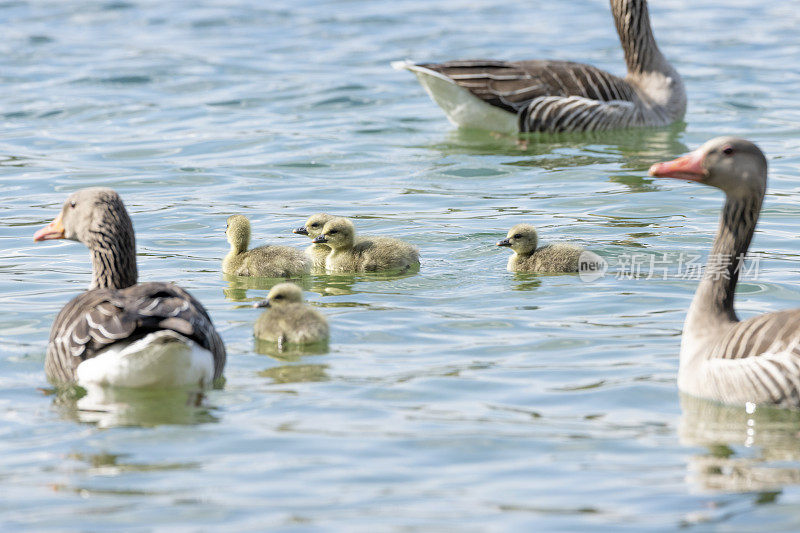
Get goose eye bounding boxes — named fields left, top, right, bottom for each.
left=513, top=234, right=522, bottom=239
left=722, top=146, right=734, bottom=156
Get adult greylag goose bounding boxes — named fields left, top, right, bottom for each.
left=33, top=188, right=226, bottom=388
left=224, top=214, right=311, bottom=277
left=312, top=217, right=420, bottom=273
left=497, top=223, right=583, bottom=272
left=649, top=137, right=800, bottom=408
left=253, top=283, right=329, bottom=347
left=393, top=0, right=685, bottom=134
left=293, top=213, right=335, bottom=269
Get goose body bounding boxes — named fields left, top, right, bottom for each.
left=34, top=188, right=225, bottom=388
left=394, top=0, right=685, bottom=133
left=254, top=283, right=329, bottom=346
left=650, top=137, right=800, bottom=409
left=497, top=224, right=583, bottom=272
left=224, top=214, right=311, bottom=277
left=312, top=217, right=419, bottom=273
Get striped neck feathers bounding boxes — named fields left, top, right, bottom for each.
left=87, top=206, right=138, bottom=290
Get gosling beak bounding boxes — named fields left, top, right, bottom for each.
left=33, top=213, right=65, bottom=242
left=648, top=148, right=707, bottom=182
left=496, top=238, right=512, bottom=247
left=253, top=300, right=270, bottom=309
left=312, top=235, right=328, bottom=244
left=293, top=226, right=309, bottom=235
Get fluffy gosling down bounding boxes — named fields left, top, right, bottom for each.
left=497, top=224, right=583, bottom=273
left=254, top=283, right=329, bottom=346
left=312, top=217, right=419, bottom=273
left=224, top=215, right=311, bottom=277
left=293, top=213, right=335, bottom=269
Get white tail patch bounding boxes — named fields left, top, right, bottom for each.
left=392, top=60, right=517, bottom=134
left=76, top=330, right=214, bottom=389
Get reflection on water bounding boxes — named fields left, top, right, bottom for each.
left=679, top=394, right=800, bottom=493
left=254, top=337, right=329, bottom=359
left=510, top=272, right=543, bottom=292
left=259, top=364, right=330, bottom=384
left=53, top=385, right=218, bottom=428
left=222, top=273, right=312, bottom=301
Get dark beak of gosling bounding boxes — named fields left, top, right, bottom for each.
left=496, top=238, right=512, bottom=247
left=312, top=235, right=328, bottom=244
left=293, top=226, right=309, bottom=235
left=253, top=300, right=270, bottom=309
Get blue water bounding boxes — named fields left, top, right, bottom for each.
left=3, top=0, right=800, bottom=530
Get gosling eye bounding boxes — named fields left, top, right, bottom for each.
left=310, top=223, right=319, bottom=228
left=328, top=230, right=338, bottom=235
left=273, top=295, right=284, bottom=300
left=69, top=200, right=76, bottom=208
left=513, top=234, right=522, bottom=239
left=722, top=146, right=734, bottom=156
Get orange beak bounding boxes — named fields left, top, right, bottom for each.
left=648, top=148, right=707, bottom=182
left=33, top=213, right=65, bottom=241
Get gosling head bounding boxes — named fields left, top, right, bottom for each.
left=311, top=217, right=355, bottom=250
left=649, top=136, right=767, bottom=199
left=294, top=213, right=335, bottom=239
left=226, top=214, right=251, bottom=252
left=497, top=223, right=538, bottom=255
left=33, top=187, right=135, bottom=250
left=253, top=282, right=305, bottom=308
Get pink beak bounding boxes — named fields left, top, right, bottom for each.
left=648, top=148, right=707, bottom=181
left=33, top=213, right=65, bottom=241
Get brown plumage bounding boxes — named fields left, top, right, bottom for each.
left=33, top=188, right=226, bottom=386
left=650, top=137, right=800, bottom=408
left=394, top=0, right=685, bottom=133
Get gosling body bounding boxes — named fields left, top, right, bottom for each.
left=497, top=224, right=583, bottom=273
left=224, top=215, right=310, bottom=277
left=313, top=217, right=419, bottom=273
left=254, top=283, right=329, bottom=346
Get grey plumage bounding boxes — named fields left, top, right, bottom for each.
left=312, top=217, right=420, bottom=273
left=224, top=214, right=311, bottom=277
left=34, top=188, right=226, bottom=384
left=650, top=137, right=800, bottom=409
left=497, top=223, right=583, bottom=273
left=254, top=283, right=329, bottom=346
left=397, top=0, right=685, bottom=133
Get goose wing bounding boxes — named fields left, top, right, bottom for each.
left=46, top=282, right=226, bottom=383
left=703, top=310, right=800, bottom=407
left=418, top=60, right=636, bottom=113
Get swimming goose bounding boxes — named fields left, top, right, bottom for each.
left=33, top=188, right=226, bottom=388
left=293, top=213, right=335, bottom=269
left=253, top=282, right=329, bottom=346
left=312, top=217, right=420, bottom=272
left=649, top=136, right=800, bottom=409
left=497, top=223, right=583, bottom=272
left=393, top=0, right=685, bottom=134
left=224, top=214, right=311, bottom=277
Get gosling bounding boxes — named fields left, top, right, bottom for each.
left=224, top=215, right=311, bottom=277
left=497, top=223, right=583, bottom=273
left=293, top=213, right=335, bottom=269
left=254, top=283, right=329, bottom=346
left=312, top=217, right=420, bottom=273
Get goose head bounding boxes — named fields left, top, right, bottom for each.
left=311, top=217, right=355, bottom=250
left=497, top=223, right=538, bottom=255
left=254, top=282, right=304, bottom=308
left=33, top=188, right=134, bottom=248
left=294, top=213, right=334, bottom=239
left=226, top=214, right=251, bottom=253
left=649, top=137, right=767, bottom=199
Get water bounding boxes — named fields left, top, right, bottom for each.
left=2, top=0, right=800, bottom=530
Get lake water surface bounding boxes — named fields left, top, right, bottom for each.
left=3, top=0, right=800, bottom=530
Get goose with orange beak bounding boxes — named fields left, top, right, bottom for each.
left=648, top=137, right=800, bottom=408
